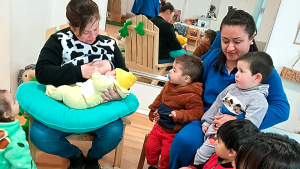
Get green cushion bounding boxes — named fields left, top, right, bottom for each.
left=16, top=81, right=139, bottom=133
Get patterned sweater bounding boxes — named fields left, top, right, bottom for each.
left=36, top=27, right=128, bottom=86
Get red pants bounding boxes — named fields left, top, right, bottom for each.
left=146, top=124, right=175, bottom=169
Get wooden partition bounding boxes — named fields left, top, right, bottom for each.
left=125, top=15, right=160, bottom=74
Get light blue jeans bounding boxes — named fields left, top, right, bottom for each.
left=30, top=119, right=123, bottom=159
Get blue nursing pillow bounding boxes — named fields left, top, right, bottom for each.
left=16, top=81, right=139, bottom=133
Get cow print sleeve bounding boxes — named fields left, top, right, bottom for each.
left=112, top=41, right=129, bottom=72
left=36, top=33, right=85, bottom=86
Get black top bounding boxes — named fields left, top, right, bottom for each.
left=150, top=16, right=182, bottom=60
left=157, top=102, right=176, bottom=129
left=36, top=27, right=128, bottom=86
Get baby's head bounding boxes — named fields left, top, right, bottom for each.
left=202, top=29, right=217, bottom=45
left=0, top=90, right=19, bottom=122
left=215, top=119, right=259, bottom=163
left=236, top=51, right=273, bottom=90
left=169, top=54, right=203, bottom=86
left=233, top=132, right=300, bottom=169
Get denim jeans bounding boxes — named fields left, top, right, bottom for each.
left=158, top=58, right=174, bottom=70
left=30, top=119, right=123, bottom=159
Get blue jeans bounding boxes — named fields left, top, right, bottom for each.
left=169, top=120, right=204, bottom=169
left=158, top=58, right=174, bottom=70
left=30, top=119, right=123, bottom=159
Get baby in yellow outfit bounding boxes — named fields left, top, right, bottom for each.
left=46, top=60, right=137, bottom=109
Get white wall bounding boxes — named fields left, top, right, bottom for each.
left=183, top=0, right=210, bottom=19
left=126, top=0, right=135, bottom=14
left=52, top=0, right=107, bottom=31
left=9, top=0, right=108, bottom=95
left=265, top=0, right=300, bottom=133
left=10, top=0, right=53, bottom=95
left=210, top=0, right=258, bottom=30
left=121, top=0, right=127, bottom=15
left=256, top=0, right=281, bottom=43
left=0, top=0, right=11, bottom=91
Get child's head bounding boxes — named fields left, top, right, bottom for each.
left=169, top=54, right=203, bottom=86
left=67, top=0, right=100, bottom=44
left=210, top=5, right=216, bottom=13
left=0, top=90, right=19, bottom=122
left=202, top=30, right=217, bottom=45
left=233, top=132, right=300, bottom=169
left=236, top=51, right=273, bottom=89
left=216, top=119, right=259, bottom=162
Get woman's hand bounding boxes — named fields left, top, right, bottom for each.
left=101, top=86, right=121, bottom=103
left=81, top=62, right=95, bottom=79
left=213, top=114, right=237, bottom=131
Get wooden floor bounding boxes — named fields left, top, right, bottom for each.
left=33, top=113, right=154, bottom=169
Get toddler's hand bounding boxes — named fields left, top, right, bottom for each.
left=179, top=167, right=193, bottom=169
left=169, top=111, right=176, bottom=119
left=202, top=126, right=208, bottom=134
left=153, top=109, right=160, bottom=123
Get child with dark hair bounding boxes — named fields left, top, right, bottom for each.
left=181, top=119, right=259, bottom=169
left=146, top=54, right=205, bottom=169
left=207, top=5, right=217, bottom=19
left=193, top=29, right=217, bottom=57
left=194, top=51, right=274, bottom=164
left=0, top=90, right=37, bottom=169
left=233, top=132, right=300, bottom=169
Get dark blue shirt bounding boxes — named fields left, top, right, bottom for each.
left=201, top=49, right=290, bottom=130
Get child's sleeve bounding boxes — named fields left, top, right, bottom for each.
left=92, top=73, right=112, bottom=92
left=148, top=83, right=168, bottom=111
left=193, top=44, right=204, bottom=57
left=201, top=85, right=232, bottom=127
left=36, top=34, right=85, bottom=86
left=173, top=94, right=204, bottom=124
left=243, top=98, right=269, bottom=128
left=3, top=136, right=37, bottom=169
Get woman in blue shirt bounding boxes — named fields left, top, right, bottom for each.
left=164, top=10, right=290, bottom=169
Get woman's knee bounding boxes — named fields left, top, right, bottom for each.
left=95, top=118, right=123, bottom=141
left=171, top=121, right=204, bottom=153
left=30, top=120, right=59, bottom=148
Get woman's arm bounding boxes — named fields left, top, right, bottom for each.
left=164, top=23, right=182, bottom=51
left=112, top=41, right=128, bottom=72
left=36, top=34, right=86, bottom=86
left=258, top=68, right=290, bottom=130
